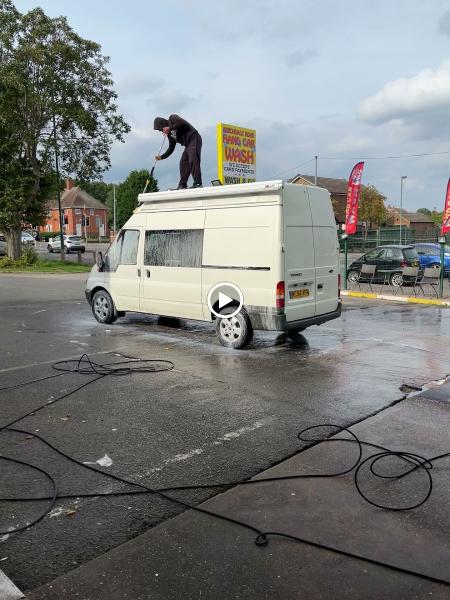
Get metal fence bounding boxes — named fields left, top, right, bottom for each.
left=338, top=227, right=446, bottom=253
left=339, top=234, right=450, bottom=299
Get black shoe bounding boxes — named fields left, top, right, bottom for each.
left=190, top=183, right=203, bottom=188
left=176, top=184, right=187, bottom=190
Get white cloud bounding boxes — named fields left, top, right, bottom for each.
left=285, top=49, right=317, bottom=68
left=438, top=10, right=450, bottom=36
left=118, top=76, right=164, bottom=97
left=359, top=60, right=450, bottom=124
left=328, top=133, right=373, bottom=153
left=145, top=89, right=196, bottom=115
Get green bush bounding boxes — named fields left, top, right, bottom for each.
left=17, top=247, right=38, bottom=266
left=40, top=231, right=63, bottom=242
left=0, top=256, right=15, bottom=268
left=0, top=248, right=39, bottom=269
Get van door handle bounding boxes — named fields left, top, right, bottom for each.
left=146, top=269, right=151, bottom=278
left=317, top=283, right=323, bottom=289
left=137, top=268, right=141, bottom=277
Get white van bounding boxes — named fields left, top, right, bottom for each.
left=85, top=180, right=341, bottom=348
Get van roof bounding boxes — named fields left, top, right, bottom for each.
left=138, top=180, right=285, bottom=206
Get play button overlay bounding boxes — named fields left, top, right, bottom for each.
left=207, top=282, right=244, bottom=319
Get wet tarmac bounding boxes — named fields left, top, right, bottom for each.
left=0, top=274, right=449, bottom=592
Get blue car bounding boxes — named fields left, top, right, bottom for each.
left=414, top=243, right=450, bottom=273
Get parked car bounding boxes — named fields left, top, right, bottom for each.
left=414, top=243, right=450, bottom=273
left=47, top=235, right=86, bottom=254
left=0, top=234, right=7, bottom=256
left=347, top=245, right=422, bottom=286
left=21, top=232, right=36, bottom=246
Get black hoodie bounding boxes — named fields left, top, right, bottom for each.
left=153, top=115, right=198, bottom=159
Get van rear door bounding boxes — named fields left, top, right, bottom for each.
left=307, top=186, right=339, bottom=316
left=283, top=185, right=316, bottom=322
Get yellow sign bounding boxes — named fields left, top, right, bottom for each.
left=217, top=123, right=256, bottom=184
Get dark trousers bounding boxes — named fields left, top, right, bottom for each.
left=179, top=132, right=202, bottom=187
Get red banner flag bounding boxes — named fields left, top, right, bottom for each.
left=442, top=178, right=450, bottom=235
left=345, top=161, right=365, bottom=235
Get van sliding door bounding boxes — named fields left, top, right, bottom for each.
left=140, top=211, right=205, bottom=320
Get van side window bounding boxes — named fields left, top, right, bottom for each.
left=105, top=229, right=140, bottom=271
left=145, top=230, right=203, bottom=268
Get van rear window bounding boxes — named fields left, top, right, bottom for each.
left=145, top=230, right=203, bottom=268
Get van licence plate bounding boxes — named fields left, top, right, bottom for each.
left=290, top=289, right=310, bottom=299
left=411, top=261, right=419, bottom=266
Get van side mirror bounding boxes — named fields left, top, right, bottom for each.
left=96, top=251, right=104, bottom=272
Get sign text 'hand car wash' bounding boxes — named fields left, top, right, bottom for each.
left=217, top=123, right=256, bottom=184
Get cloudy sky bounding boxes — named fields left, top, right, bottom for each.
left=15, top=0, right=450, bottom=210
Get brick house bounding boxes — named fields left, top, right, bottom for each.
left=290, top=174, right=347, bottom=224
left=386, top=207, right=436, bottom=235
left=40, top=180, right=109, bottom=239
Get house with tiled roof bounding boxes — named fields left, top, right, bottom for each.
left=386, top=207, right=436, bottom=235
left=290, top=174, right=348, bottom=223
left=39, top=180, right=109, bottom=238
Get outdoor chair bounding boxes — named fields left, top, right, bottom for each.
left=417, top=267, right=441, bottom=298
left=393, top=266, right=420, bottom=296
left=357, top=264, right=376, bottom=292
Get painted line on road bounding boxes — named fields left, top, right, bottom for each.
left=342, top=290, right=450, bottom=307
left=0, top=569, right=24, bottom=599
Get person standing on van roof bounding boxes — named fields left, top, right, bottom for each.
left=154, top=115, right=202, bottom=190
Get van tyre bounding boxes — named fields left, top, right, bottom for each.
left=215, top=307, right=253, bottom=349
left=287, top=329, right=305, bottom=340
left=92, top=289, right=117, bottom=324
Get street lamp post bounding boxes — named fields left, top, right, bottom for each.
left=52, top=110, right=65, bottom=261
left=399, top=175, right=407, bottom=244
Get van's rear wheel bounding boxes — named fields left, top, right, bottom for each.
left=215, top=307, right=253, bottom=349
left=92, top=289, right=116, bottom=324
left=287, top=329, right=305, bottom=340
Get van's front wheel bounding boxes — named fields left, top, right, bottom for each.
left=92, top=289, right=117, bottom=324
left=215, top=307, right=253, bottom=349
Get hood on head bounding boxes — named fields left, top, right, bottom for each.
left=154, top=117, right=168, bottom=130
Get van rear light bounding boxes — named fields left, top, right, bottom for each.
left=276, top=281, right=285, bottom=309
left=338, top=273, right=341, bottom=298
left=400, top=259, right=406, bottom=267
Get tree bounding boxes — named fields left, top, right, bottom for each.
left=0, top=1, right=129, bottom=257
left=417, top=207, right=432, bottom=217
left=75, top=180, right=113, bottom=204
left=116, top=170, right=158, bottom=228
left=359, top=185, right=387, bottom=228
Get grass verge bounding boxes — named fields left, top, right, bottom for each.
left=0, top=259, right=92, bottom=273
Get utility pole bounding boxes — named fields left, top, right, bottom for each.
left=314, top=156, right=318, bottom=185
left=400, top=175, right=407, bottom=244
left=52, top=108, right=65, bottom=261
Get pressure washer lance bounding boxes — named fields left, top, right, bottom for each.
left=142, top=137, right=167, bottom=194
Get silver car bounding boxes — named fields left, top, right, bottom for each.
left=48, top=235, right=86, bottom=254
left=0, top=234, right=6, bottom=256
left=21, top=232, right=36, bottom=247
